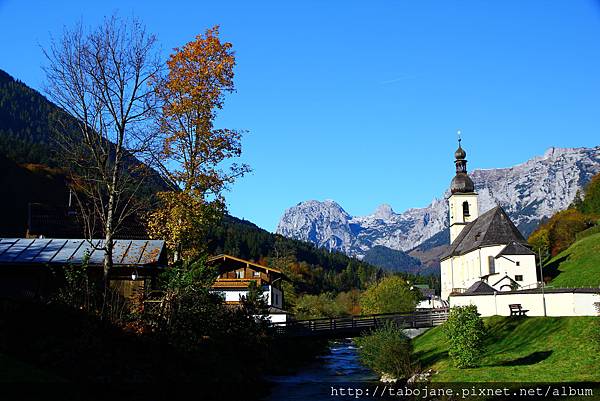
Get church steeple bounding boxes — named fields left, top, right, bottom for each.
left=448, top=132, right=479, bottom=243
left=450, top=133, right=475, bottom=194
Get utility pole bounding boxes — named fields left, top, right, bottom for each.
left=538, top=249, right=547, bottom=317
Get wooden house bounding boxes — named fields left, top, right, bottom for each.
left=0, top=238, right=166, bottom=300
left=206, top=254, right=290, bottom=323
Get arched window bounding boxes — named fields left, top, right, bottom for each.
left=462, top=201, right=470, bottom=217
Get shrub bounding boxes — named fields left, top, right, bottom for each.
left=360, top=276, right=418, bottom=314
left=355, top=321, right=414, bottom=379
left=443, top=305, right=486, bottom=368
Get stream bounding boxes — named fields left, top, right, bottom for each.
left=265, top=339, right=378, bottom=400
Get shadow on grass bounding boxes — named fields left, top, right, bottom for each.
left=414, top=350, right=448, bottom=367
left=495, top=350, right=553, bottom=366
left=544, top=254, right=569, bottom=280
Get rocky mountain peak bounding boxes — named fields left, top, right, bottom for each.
left=276, top=146, right=600, bottom=267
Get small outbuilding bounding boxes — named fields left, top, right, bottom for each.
left=0, top=238, right=167, bottom=300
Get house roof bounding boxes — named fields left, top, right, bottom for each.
left=0, top=238, right=166, bottom=267
left=492, top=274, right=519, bottom=288
left=206, top=254, right=283, bottom=274
left=441, top=206, right=526, bottom=260
left=465, top=280, right=496, bottom=294
left=496, top=241, right=536, bottom=257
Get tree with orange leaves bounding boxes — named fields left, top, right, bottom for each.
left=148, top=26, right=250, bottom=261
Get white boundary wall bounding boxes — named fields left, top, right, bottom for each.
left=450, top=291, right=600, bottom=317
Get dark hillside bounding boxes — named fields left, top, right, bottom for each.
left=0, top=154, right=69, bottom=237
left=0, top=68, right=168, bottom=193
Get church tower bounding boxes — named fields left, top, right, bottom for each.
left=448, top=137, right=478, bottom=243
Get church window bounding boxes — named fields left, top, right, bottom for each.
left=515, top=275, right=523, bottom=282
left=462, top=201, right=470, bottom=217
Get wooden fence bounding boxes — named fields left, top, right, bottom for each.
left=271, top=308, right=449, bottom=338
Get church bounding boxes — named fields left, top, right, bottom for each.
left=440, top=141, right=539, bottom=300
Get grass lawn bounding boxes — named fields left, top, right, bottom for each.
left=0, top=353, right=65, bottom=382
left=412, top=316, right=600, bottom=382
left=544, top=232, right=600, bottom=288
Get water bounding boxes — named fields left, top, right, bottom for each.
left=265, top=339, right=378, bottom=400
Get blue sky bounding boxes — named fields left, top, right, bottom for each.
left=1, top=1, right=600, bottom=231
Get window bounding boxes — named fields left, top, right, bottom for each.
left=253, top=271, right=260, bottom=277
left=235, top=270, right=245, bottom=279
left=274, top=293, right=278, bottom=306
left=462, top=201, right=470, bottom=217
left=516, top=261, right=520, bottom=266
left=488, top=256, right=495, bottom=274
left=515, top=275, right=523, bottom=282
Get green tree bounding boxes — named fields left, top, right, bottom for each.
left=580, top=173, right=600, bottom=216
left=360, top=276, right=418, bottom=314
left=355, top=321, right=414, bottom=379
left=443, top=305, right=486, bottom=368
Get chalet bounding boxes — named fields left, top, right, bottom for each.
left=0, top=238, right=166, bottom=300
left=206, top=254, right=290, bottom=323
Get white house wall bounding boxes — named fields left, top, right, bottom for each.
left=441, top=245, right=504, bottom=300
left=492, top=254, right=537, bottom=290
left=214, top=286, right=274, bottom=305
left=450, top=292, right=600, bottom=317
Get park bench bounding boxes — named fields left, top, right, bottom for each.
left=509, top=304, right=529, bottom=317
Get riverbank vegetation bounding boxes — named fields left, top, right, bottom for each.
left=413, top=316, right=600, bottom=382
left=355, top=322, right=414, bottom=380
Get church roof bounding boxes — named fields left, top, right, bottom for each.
left=441, top=206, right=527, bottom=260
left=465, top=280, right=496, bottom=294
left=496, top=241, right=536, bottom=257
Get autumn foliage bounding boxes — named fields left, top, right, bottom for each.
left=528, top=176, right=600, bottom=258
left=148, top=26, right=250, bottom=260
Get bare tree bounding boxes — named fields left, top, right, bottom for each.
left=43, top=15, right=161, bottom=283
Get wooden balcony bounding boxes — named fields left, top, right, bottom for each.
left=211, top=278, right=266, bottom=289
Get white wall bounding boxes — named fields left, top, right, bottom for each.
left=449, top=193, right=479, bottom=243
left=450, top=292, right=600, bottom=317
left=492, top=254, right=537, bottom=290
left=213, top=286, right=274, bottom=305
left=441, top=245, right=504, bottom=299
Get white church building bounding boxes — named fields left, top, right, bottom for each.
left=440, top=141, right=539, bottom=300
left=438, top=141, right=600, bottom=317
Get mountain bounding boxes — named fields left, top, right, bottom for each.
left=276, top=146, right=600, bottom=270
left=362, top=245, right=422, bottom=274
left=0, top=68, right=168, bottom=193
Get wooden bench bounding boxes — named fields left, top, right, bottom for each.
left=509, top=304, right=529, bottom=317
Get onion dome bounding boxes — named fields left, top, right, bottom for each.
left=450, top=137, right=475, bottom=194
left=451, top=173, right=475, bottom=194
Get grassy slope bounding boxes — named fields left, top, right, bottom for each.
left=413, top=316, right=600, bottom=382
left=544, top=232, right=600, bottom=288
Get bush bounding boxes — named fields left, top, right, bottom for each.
left=360, top=276, right=418, bottom=314
left=443, top=305, right=486, bottom=368
left=355, top=321, right=413, bottom=379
